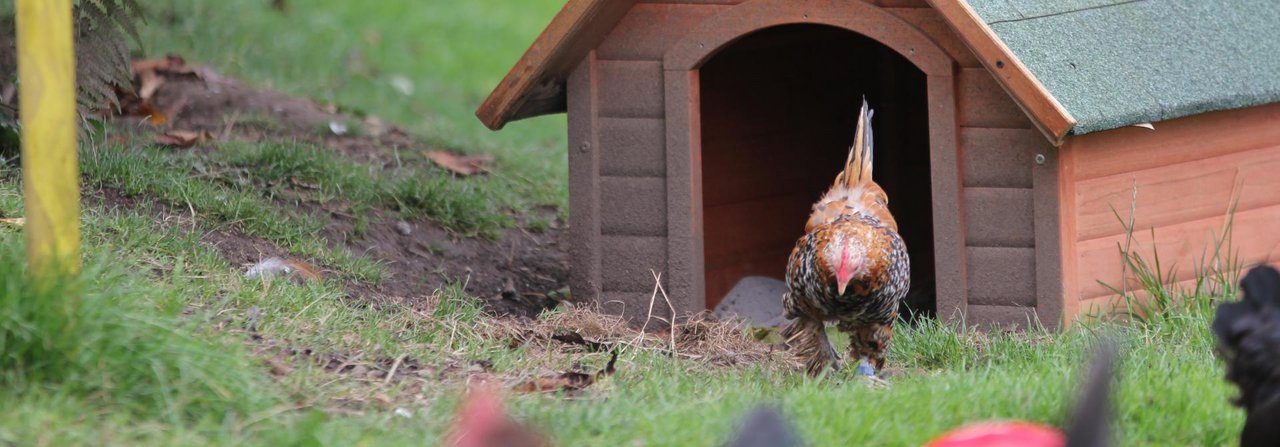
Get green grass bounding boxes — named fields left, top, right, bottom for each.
left=138, top=0, right=570, bottom=223
left=0, top=1, right=1252, bottom=444
left=81, top=143, right=387, bottom=281
left=211, top=141, right=512, bottom=236
left=1, top=173, right=1248, bottom=445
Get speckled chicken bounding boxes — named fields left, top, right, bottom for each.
left=782, top=99, right=909, bottom=377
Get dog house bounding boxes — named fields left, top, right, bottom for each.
left=477, top=0, right=1280, bottom=329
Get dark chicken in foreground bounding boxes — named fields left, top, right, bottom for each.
left=782, top=99, right=910, bottom=377
left=1212, top=264, right=1280, bottom=447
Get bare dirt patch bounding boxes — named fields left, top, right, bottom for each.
left=91, top=57, right=571, bottom=318
left=322, top=208, right=570, bottom=317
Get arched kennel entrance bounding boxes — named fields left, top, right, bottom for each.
left=699, top=24, right=937, bottom=318
left=661, top=0, right=963, bottom=322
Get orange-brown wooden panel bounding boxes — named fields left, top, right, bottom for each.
left=1076, top=203, right=1280, bottom=299
left=597, top=60, right=665, bottom=118
left=883, top=7, right=981, bottom=68
left=960, top=127, right=1039, bottom=188
left=703, top=193, right=811, bottom=269
left=964, top=187, right=1034, bottom=247
left=1076, top=260, right=1280, bottom=320
left=705, top=251, right=790, bottom=309
left=1069, top=102, right=1280, bottom=181
left=598, top=3, right=732, bottom=60
left=601, top=235, right=669, bottom=292
left=601, top=176, right=668, bottom=236
left=1076, top=143, right=1280, bottom=241
left=957, top=68, right=1034, bottom=129
left=600, top=117, right=667, bottom=177
left=966, top=247, right=1036, bottom=307
left=700, top=131, right=843, bottom=208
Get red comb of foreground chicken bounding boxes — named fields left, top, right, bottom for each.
left=1212, top=264, right=1280, bottom=447
left=445, top=386, right=549, bottom=447
left=781, top=98, right=909, bottom=377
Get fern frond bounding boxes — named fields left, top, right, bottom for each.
left=0, top=1, right=146, bottom=145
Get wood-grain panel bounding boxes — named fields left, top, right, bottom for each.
left=1076, top=143, right=1280, bottom=241
left=600, top=117, right=667, bottom=177
left=601, top=176, right=668, bottom=236
left=598, top=3, right=732, bottom=60
left=705, top=251, right=790, bottom=309
left=1069, top=102, right=1280, bottom=181
left=967, top=247, right=1036, bottom=307
left=960, top=127, right=1039, bottom=188
left=1076, top=260, right=1280, bottom=320
left=1076, top=203, right=1280, bottom=299
left=703, top=193, right=811, bottom=270
left=601, top=235, right=670, bottom=292
left=964, top=187, right=1035, bottom=247
left=957, top=68, right=1033, bottom=129
left=598, top=60, right=665, bottom=118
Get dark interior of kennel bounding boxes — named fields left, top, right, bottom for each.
left=699, top=24, right=937, bottom=318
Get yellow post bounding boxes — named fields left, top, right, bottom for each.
left=17, top=0, right=80, bottom=275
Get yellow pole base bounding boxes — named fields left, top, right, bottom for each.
left=17, top=0, right=81, bottom=276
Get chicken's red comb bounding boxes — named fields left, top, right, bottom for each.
left=923, top=421, right=1065, bottom=447
left=446, top=385, right=509, bottom=447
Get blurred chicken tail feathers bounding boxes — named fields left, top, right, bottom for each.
left=1065, top=339, right=1116, bottom=447
left=806, top=98, right=893, bottom=231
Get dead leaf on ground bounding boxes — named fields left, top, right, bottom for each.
left=513, top=349, right=618, bottom=394
left=133, top=54, right=195, bottom=102
left=424, top=150, right=494, bottom=176
left=113, top=54, right=201, bottom=122
left=137, top=69, right=165, bottom=102
left=132, top=54, right=195, bottom=77
left=0, top=217, right=24, bottom=227
left=154, top=129, right=213, bottom=148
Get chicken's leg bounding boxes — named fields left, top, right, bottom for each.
left=840, top=320, right=894, bottom=377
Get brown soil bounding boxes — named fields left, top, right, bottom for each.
left=96, top=61, right=571, bottom=318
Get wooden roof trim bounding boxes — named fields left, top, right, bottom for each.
left=928, top=0, right=1076, bottom=145
left=475, top=0, right=629, bottom=130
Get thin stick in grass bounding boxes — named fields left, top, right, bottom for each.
left=638, top=270, right=678, bottom=356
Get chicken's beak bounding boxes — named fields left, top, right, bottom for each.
left=836, top=270, right=853, bottom=296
